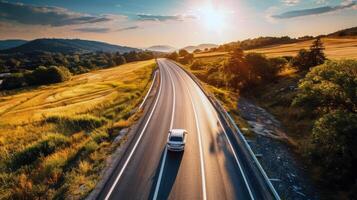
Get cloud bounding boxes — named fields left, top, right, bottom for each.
left=116, top=26, right=139, bottom=32
left=272, top=1, right=356, bottom=19
left=73, top=27, right=111, bottom=33
left=136, top=14, right=197, bottom=22
left=0, top=1, right=111, bottom=26
left=282, top=0, right=300, bottom=6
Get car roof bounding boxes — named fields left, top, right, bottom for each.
left=169, top=129, right=186, bottom=137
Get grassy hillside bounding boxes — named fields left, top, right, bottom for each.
left=0, top=60, right=156, bottom=199
left=0, top=38, right=139, bottom=54
left=246, top=37, right=357, bottom=59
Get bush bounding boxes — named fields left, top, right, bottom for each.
left=11, top=134, right=70, bottom=169
left=246, top=53, right=280, bottom=82
left=1, top=73, right=26, bottom=90
left=294, top=59, right=357, bottom=191
left=25, top=66, right=71, bottom=86
left=47, top=115, right=107, bottom=132
left=310, top=110, right=357, bottom=186
left=292, top=38, right=326, bottom=71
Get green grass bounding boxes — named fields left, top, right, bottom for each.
left=0, top=60, right=156, bottom=199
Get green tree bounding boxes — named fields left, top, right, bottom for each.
left=309, top=37, right=326, bottom=67
left=1, top=73, right=25, bottom=90
left=246, top=53, right=280, bottom=82
left=293, top=60, right=357, bottom=188
left=292, top=49, right=312, bottom=71
left=223, top=48, right=250, bottom=89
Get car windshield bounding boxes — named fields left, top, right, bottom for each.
left=170, top=136, right=183, bottom=142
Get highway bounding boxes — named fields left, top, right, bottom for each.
left=97, top=58, right=278, bottom=200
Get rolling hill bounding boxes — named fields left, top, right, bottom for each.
left=146, top=45, right=177, bottom=52
left=0, top=40, right=28, bottom=50
left=0, top=38, right=139, bottom=54
left=183, top=43, right=218, bottom=52
left=328, top=26, right=357, bottom=37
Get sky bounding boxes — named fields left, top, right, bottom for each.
left=0, top=0, right=356, bottom=48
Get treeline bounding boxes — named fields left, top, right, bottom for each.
left=166, top=49, right=194, bottom=64
left=0, top=51, right=154, bottom=90
left=197, top=36, right=313, bottom=53
left=2, top=66, right=72, bottom=90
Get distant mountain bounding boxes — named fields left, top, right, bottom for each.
left=328, top=26, right=357, bottom=37
left=146, top=45, right=177, bottom=53
left=0, top=38, right=139, bottom=54
left=182, top=43, right=218, bottom=52
left=0, top=40, right=28, bottom=50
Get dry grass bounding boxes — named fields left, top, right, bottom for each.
left=0, top=60, right=156, bottom=199
left=193, top=51, right=229, bottom=58
left=246, top=37, right=357, bottom=59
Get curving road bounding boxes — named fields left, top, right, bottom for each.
left=97, top=58, right=278, bottom=200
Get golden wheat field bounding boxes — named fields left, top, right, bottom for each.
left=247, top=37, right=357, bottom=59
left=0, top=60, right=156, bottom=199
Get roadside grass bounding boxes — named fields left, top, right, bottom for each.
left=0, top=60, right=156, bottom=199
left=246, top=37, right=357, bottom=59
left=194, top=51, right=229, bottom=58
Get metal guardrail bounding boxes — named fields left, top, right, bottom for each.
left=175, top=61, right=281, bottom=200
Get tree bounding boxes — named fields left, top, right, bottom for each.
left=309, top=37, right=326, bottom=67
left=293, top=60, right=357, bottom=113
left=246, top=53, right=280, bottom=82
left=1, top=73, right=25, bottom=90
left=179, top=53, right=194, bottom=64
left=293, top=60, right=357, bottom=188
left=292, top=49, right=312, bottom=71
left=178, top=49, right=189, bottom=57
left=292, top=38, right=326, bottom=71
left=114, top=55, right=126, bottom=65
left=167, top=52, right=179, bottom=61
left=223, top=48, right=250, bottom=89
left=193, top=49, right=201, bottom=53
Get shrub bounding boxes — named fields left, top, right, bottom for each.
left=11, top=134, right=70, bottom=169
left=292, top=38, right=326, bottom=71
left=47, top=115, right=107, bottom=132
left=294, top=59, right=357, bottom=190
left=310, top=110, right=357, bottom=186
left=25, top=66, right=71, bottom=86
left=190, top=60, right=204, bottom=70
left=1, top=73, right=26, bottom=90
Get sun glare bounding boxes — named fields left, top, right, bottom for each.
left=198, top=5, right=227, bottom=30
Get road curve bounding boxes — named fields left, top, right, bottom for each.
left=97, top=58, right=278, bottom=200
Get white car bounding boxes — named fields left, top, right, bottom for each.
left=167, top=129, right=187, bottom=152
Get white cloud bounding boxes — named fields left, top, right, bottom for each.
left=282, top=0, right=300, bottom=6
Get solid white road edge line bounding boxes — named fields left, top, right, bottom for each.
left=170, top=63, right=207, bottom=200
left=169, top=60, right=255, bottom=200
left=139, top=70, right=158, bottom=109
left=104, top=62, right=163, bottom=200
left=177, top=63, right=256, bottom=200
left=152, top=61, right=176, bottom=200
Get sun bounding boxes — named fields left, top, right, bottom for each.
left=198, top=5, right=227, bottom=30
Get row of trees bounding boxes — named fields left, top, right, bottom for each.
left=0, top=50, right=155, bottom=90
left=166, top=49, right=194, bottom=64
left=0, top=51, right=154, bottom=74
left=1, top=66, right=72, bottom=90
left=223, top=49, right=287, bottom=90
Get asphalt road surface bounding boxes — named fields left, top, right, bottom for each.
left=97, top=58, right=278, bottom=200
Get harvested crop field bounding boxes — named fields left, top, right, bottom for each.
left=0, top=60, right=156, bottom=199
left=246, top=37, right=357, bottom=59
